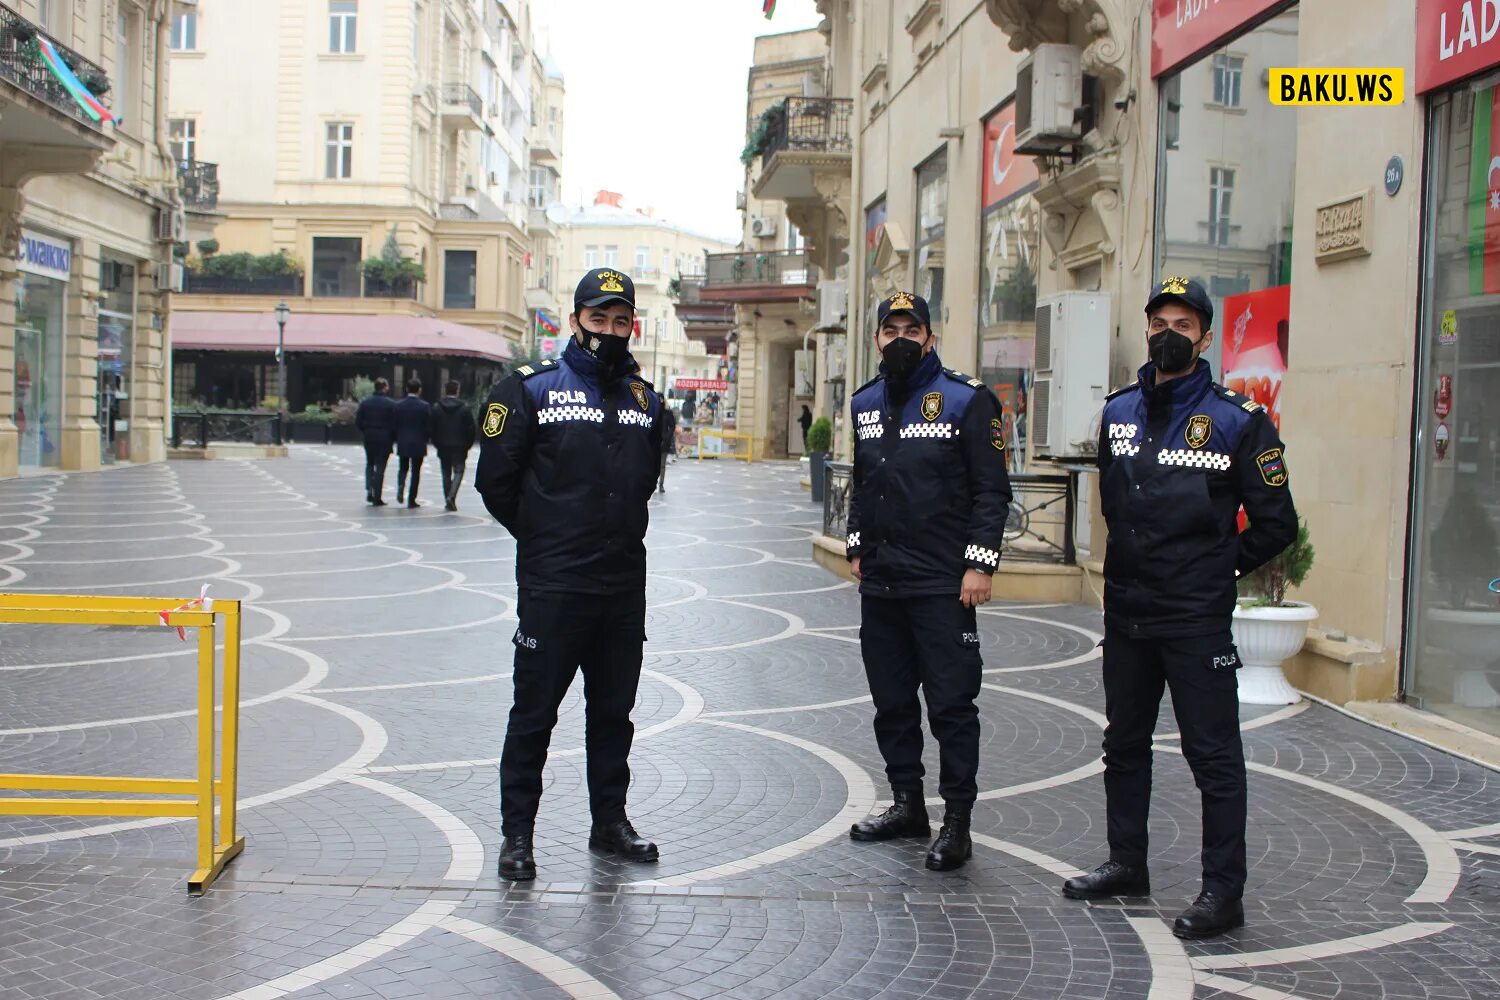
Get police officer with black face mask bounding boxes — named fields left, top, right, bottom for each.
left=475, top=267, right=664, bottom=881
left=1062, top=277, right=1298, bottom=939
left=844, top=292, right=1013, bottom=872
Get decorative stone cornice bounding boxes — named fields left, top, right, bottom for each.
left=1033, top=154, right=1123, bottom=265
left=985, top=0, right=1127, bottom=85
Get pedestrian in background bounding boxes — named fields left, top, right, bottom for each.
left=355, top=377, right=396, bottom=506
left=658, top=402, right=677, bottom=494
left=430, top=379, right=477, bottom=512
left=799, top=404, right=813, bottom=450
left=1062, top=276, right=1297, bottom=940
left=844, top=291, right=1013, bottom=872
left=393, top=378, right=431, bottom=509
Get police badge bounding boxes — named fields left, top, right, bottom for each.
left=629, top=382, right=649, bottom=411
left=1185, top=414, right=1212, bottom=449
left=921, top=392, right=943, bottom=422
left=482, top=402, right=508, bottom=438
left=989, top=418, right=1006, bottom=452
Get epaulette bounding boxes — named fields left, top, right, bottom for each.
left=1105, top=382, right=1139, bottom=400
left=943, top=368, right=986, bottom=389
left=853, top=372, right=884, bottom=395
left=513, top=359, right=560, bottom=380
left=1212, top=382, right=1263, bottom=413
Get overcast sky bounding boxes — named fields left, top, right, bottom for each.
left=536, top=0, right=825, bottom=243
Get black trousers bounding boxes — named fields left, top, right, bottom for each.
left=658, top=454, right=669, bottom=491
left=500, top=589, right=647, bottom=836
left=1102, top=629, right=1247, bottom=897
left=860, top=595, right=983, bottom=806
left=363, top=443, right=391, bottom=499
left=438, top=448, right=467, bottom=506
left=397, top=454, right=424, bottom=503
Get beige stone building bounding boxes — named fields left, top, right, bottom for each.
left=522, top=50, right=564, bottom=347
left=167, top=0, right=550, bottom=408
left=1, top=0, right=180, bottom=474
left=557, top=191, right=736, bottom=386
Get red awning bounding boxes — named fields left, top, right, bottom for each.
left=171, top=311, right=515, bottom=362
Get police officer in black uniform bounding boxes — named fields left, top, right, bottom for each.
left=475, top=267, right=664, bottom=881
left=845, top=291, right=1013, bottom=871
left=1062, top=277, right=1298, bottom=938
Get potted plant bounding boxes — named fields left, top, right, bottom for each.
left=806, top=416, right=833, bottom=504
left=1231, top=517, right=1317, bottom=705
left=289, top=405, right=334, bottom=444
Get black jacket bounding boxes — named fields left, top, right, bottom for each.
left=429, top=396, right=477, bottom=453
left=355, top=393, right=396, bottom=449
left=393, top=395, right=432, bottom=458
left=845, top=350, right=1013, bottom=597
left=659, top=406, right=677, bottom=455
left=474, top=338, right=663, bottom=594
left=1098, top=360, right=1298, bottom=637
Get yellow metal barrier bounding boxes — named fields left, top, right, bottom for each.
left=696, top=429, right=755, bottom=462
left=0, top=593, right=245, bottom=893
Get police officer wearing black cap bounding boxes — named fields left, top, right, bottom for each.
left=844, top=291, right=1013, bottom=871
left=1061, top=276, right=1298, bottom=938
left=475, top=267, right=665, bottom=881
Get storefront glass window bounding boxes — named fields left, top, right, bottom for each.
left=99, top=257, right=136, bottom=463
left=14, top=273, right=65, bottom=468
left=915, top=151, right=946, bottom=322
left=1407, top=87, right=1500, bottom=735
left=1154, top=7, right=1298, bottom=425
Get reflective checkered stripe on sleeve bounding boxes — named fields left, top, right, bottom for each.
left=899, top=422, right=953, bottom=439
left=1110, top=440, right=1140, bottom=457
left=537, top=405, right=606, bottom=425
left=846, top=531, right=861, bottom=550
left=616, top=409, right=654, bottom=427
left=1156, top=449, right=1232, bottom=471
left=965, top=544, right=1000, bottom=568
left=857, top=424, right=885, bottom=441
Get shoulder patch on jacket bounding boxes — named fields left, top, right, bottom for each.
left=943, top=368, right=984, bottom=388
left=515, top=359, right=559, bottom=380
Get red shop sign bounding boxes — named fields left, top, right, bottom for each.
left=982, top=100, right=1038, bottom=211
left=1152, top=0, right=1287, bottom=78
left=1417, top=0, right=1500, bottom=94
left=674, top=378, right=729, bottom=392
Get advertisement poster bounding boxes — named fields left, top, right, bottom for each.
left=1221, top=284, right=1291, bottom=430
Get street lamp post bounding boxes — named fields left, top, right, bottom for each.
left=274, top=301, right=290, bottom=440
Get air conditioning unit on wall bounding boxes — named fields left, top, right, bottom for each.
left=1015, top=43, right=1083, bottom=154
left=1031, top=291, right=1110, bottom=461
left=750, top=216, right=777, bottom=238
left=155, top=206, right=186, bottom=243
left=154, top=262, right=184, bottom=293
left=816, top=279, right=847, bottom=331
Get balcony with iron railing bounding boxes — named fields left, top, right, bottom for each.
left=673, top=274, right=735, bottom=351
left=750, top=97, right=853, bottom=203
left=700, top=249, right=818, bottom=304
left=177, top=160, right=219, bottom=212
left=0, top=2, right=114, bottom=142
left=440, top=83, right=483, bottom=129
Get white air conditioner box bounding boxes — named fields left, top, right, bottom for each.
left=816, top=279, right=848, bottom=331
left=155, top=206, right=186, bottom=243
left=1031, top=290, right=1110, bottom=460
left=154, top=262, right=184, bottom=293
left=750, top=216, right=777, bottom=238
left=1015, top=43, right=1083, bottom=153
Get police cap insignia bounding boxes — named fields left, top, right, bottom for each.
left=990, top=418, right=1006, bottom=452
left=599, top=271, right=626, bottom=293
left=1163, top=276, right=1189, bottom=295
left=890, top=292, right=915, bottom=311
left=1185, top=414, right=1212, bottom=449
left=482, top=402, right=508, bottom=438
left=1256, top=448, right=1288, bottom=487
left=922, top=392, right=943, bottom=422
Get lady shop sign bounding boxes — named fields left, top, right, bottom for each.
left=1152, top=0, right=1286, bottom=77
left=1418, top=0, right=1500, bottom=93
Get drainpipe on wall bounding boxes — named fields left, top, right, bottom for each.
left=152, top=0, right=177, bottom=447
left=842, top=0, right=865, bottom=465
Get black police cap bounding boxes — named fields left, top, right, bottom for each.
left=575, top=268, right=636, bottom=311
left=876, top=291, right=931, bottom=330
left=1145, top=276, right=1214, bottom=330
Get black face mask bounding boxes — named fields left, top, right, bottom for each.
left=582, top=332, right=631, bottom=368
left=1148, top=329, right=1198, bottom=375
left=881, top=336, right=927, bottom=381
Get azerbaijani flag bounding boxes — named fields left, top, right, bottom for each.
left=1471, top=84, right=1500, bottom=295
left=763, top=0, right=776, bottom=19
left=34, top=36, right=115, bottom=125
left=535, top=311, right=559, bottom=335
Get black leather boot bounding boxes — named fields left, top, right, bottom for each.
left=588, top=819, right=659, bottom=861
left=1062, top=860, right=1151, bottom=900
left=925, top=806, right=973, bottom=871
left=1172, top=891, right=1245, bottom=939
left=850, top=789, right=930, bottom=841
left=498, top=834, right=535, bottom=881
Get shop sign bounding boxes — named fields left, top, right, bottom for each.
left=1152, top=0, right=1286, bottom=78
left=1435, top=373, right=1453, bottom=418
left=1222, top=284, right=1291, bottom=431
left=674, top=378, right=729, bottom=392
left=1435, top=420, right=1451, bottom=460
left=981, top=101, right=1038, bottom=211
left=1440, top=309, right=1459, bottom=345
left=18, top=229, right=72, bottom=281
left=1313, top=190, right=1373, bottom=265
left=1417, top=0, right=1500, bottom=94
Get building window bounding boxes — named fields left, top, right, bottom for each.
left=603, top=245, right=619, bottom=267
left=1208, top=166, right=1235, bottom=246
left=635, top=245, right=650, bottom=271
left=1211, top=54, right=1244, bottom=107
left=171, top=11, right=197, bottom=51
left=444, top=250, right=477, bottom=309
left=915, top=150, right=947, bottom=320
left=329, top=0, right=357, bottom=53
left=528, top=165, right=549, bottom=208
left=1162, top=74, right=1182, bottom=151
left=169, top=119, right=197, bottom=165
left=412, top=124, right=429, bottom=189
left=115, top=10, right=138, bottom=127
left=585, top=245, right=598, bottom=269
left=325, top=122, right=354, bottom=179
left=312, top=237, right=362, bottom=297
left=662, top=248, right=671, bottom=275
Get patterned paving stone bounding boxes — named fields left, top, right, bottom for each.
left=0, top=453, right=1497, bottom=999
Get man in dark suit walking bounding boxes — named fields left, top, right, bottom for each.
left=393, top=378, right=432, bottom=509
left=430, top=379, right=477, bottom=512
left=355, top=377, right=397, bottom=506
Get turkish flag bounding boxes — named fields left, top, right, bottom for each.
left=1471, top=85, right=1500, bottom=295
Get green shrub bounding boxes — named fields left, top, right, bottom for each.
left=806, top=416, right=833, bottom=453
left=1238, top=517, right=1314, bottom=607
left=291, top=405, right=335, bottom=425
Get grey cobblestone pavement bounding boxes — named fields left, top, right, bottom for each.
left=0, top=450, right=1497, bottom=999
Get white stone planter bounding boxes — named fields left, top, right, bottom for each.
left=1425, top=608, right=1500, bottom=708
left=1231, top=601, right=1318, bottom=705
